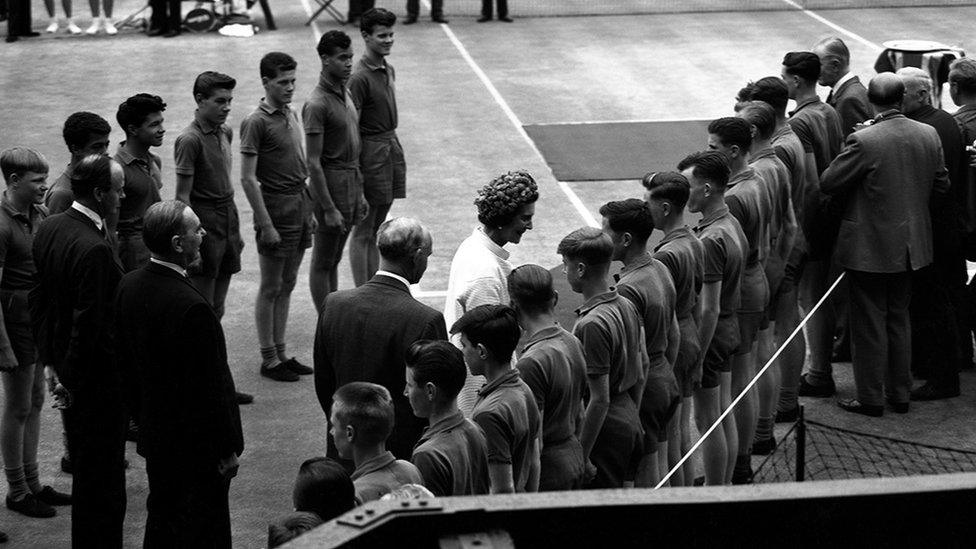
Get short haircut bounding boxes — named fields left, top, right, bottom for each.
left=868, top=73, right=905, bottom=106
left=736, top=76, right=789, bottom=115
left=475, top=170, right=539, bottom=227
left=556, top=227, right=613, bottom=265
left=62, top=111, right=111, bottom=152
left=708, top=116, right=753, bottom=152
left=376, top=217, right=428, bottom=262
left=293, top=457, right=356, bottom=522
left=507, top=264, right=555, bottom=316
left=317, top=30, right=352, bottom=57
left=1, top=147, right=49, bottom=182
left=361, top=7, right=396, bottom=34
left=599, top=198, right=654, bottom=243
left=70, top=154, right=115, bottom=199
left=267, top=512, right=323, bottom=549
left=949, top=58, right=976, bottom=95
left=192, top=71, right=236, bottom=100
left=143, top=200, right=190, bottom=256
left=815, top=37, right=850, bottom=67
left=405, top=340, right=467, bottom=400
left=449, top=304, right=520, bottom=364
left=260, top=51, right=297, bottom=80
left=677, top=150, right=730, bottom=190
left=332, top=382, right=394, bottom=446
left=642, top=171, right=690, bottom=210
left=116, top=94, right=166, bottom=138
left=736, top=100, right=777, bottom=141
left=782, top=51, right=821, bottom=84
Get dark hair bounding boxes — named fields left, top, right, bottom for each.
left=556, top=227, right=613, bottom=265
left=293, top=457, right=356, bottom=522
left=507, top=264, right=555, bottom=316
left=475, top=170, right=539, bottom=227
left=736, top=77, right=789, bottom=115
left=267, top=512, right=323, bottom=548
left=70, top=154, right=115, bottom=199
left=449, top=304, right=520, bottom=364
left=260, top=51, right=297, bottom=80
left=377, top=217, right=428, bottom=262
left=782, top=51, right=821, bottom=83
left=736, top=101, right=777, bottom=141
left=1, top=147, right=49, bottom=182
left=599, top=199, right=655, bottom=243
left=950, top=58, right=976, bottom=95
left=332, top=382, right=395, bottom=447
left=192, top=71, right=236, bottom=100
left=143, top=200, right=190, bottom=256
left=405, top=340, right=467, bottom=400
left=317, top=30, right=352, bottom=57
left=361, top=7, right=396, bottom=34
left=708, top=116, right=752, bottom=153
left=62, top=112, right=111, bottom=153
left=677, top=150, right=730, bottom=190
left=868, top=74, right=905, bottom=106
left=116, top=94, right=166, bottom=137
left=641, top=171, right=690, bottom=211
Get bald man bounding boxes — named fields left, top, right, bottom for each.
left=821, top=73, right=948, bottom=417
left=814, top=37, right=871, bottom=138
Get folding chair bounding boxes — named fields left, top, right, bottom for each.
left=306, top=0, right=344, bottom=26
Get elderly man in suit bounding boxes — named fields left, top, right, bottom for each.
left=315, top=217, right=447, bottom=470
left=29, top=154, right=126, bottom=548
left=821, top=73, right=949, bottom=417
left=814, top=37, right=872, bottom=138
left=115, top=200, right=244, bottom=548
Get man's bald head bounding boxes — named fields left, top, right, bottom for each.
left=813, top=37, right=851, bottom=87
left=376, top=217, right=432, bottom=284
left=896, top=67, right=933, bottom=114
left=868, top=72, right=905, bottom=111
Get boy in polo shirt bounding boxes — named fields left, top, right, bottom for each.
left=330, top=382, right=423, bottom=503
left=348, top=8, right=406, bottom=287
left=559, top=227, right=646, bottom=489
left=451, top=305, right=541, bottom=494
left=678, top=150, right=746, bottom=486
left=707, top=117, right=771, bottom=484
left=405, top=340, right=489, bottom=497
left=600, top=199, right=680, bottom=488
left=240, top=52, right=315, bottom=384
left=45, top=112, right=112, bottom=215
left=508, top=264, right=586, bottom=491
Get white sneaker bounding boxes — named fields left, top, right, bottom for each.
left=105, top=21, right=118, bottom=35
left=67, top=21, right=82, bottom=34
left=46, top=21, right=59, bottom=33
left=85, top=20, right=100, bottom=35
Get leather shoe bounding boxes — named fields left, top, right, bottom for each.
left=261, top=362, right=299, bottom=382
left=751, top=436, right=776, bottom=455
left=162, top=30, right=180, bottom=38
left=36, top=486, right=71, bottom=506
left=798, top=375, right=835, bottom=397
left=910, top=382, right=960, bottom=401
left=477, top=16, right=491, bottom=22
left=282, top=357, right=313, bottom=375
left=887, top=400, right=909, bottom=414
left=147, top=28, right=165, bottom=37
left=22, top=31, right=40, bottom=37
left=6, top=493, right=55, bottom=518
left=235, top=391, right=255, bottom=404
left=432, top=17, right=449, bottom=24
left=499, top=16, right=514, bottom=22
left=403, top=17, right=417, bottom=25
left=775, top=406, right=798, bottom=423
left=837, top=398, right=882, bottom=417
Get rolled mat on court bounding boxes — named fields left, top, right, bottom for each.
left=523, top=120, right=711, bottom=182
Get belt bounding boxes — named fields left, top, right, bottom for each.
left=322, top=162, right=359, bottom=172
left=362, top=130, right=397, bottom=141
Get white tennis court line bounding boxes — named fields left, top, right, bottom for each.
left=780, top=0, right=883, bottom=53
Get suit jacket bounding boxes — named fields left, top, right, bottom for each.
left=29, top=208, right=124, bottom=396
left=829, top=75, right=872, bottom=138
left=314, top=274, right=448, bottom=459
left=115, top=262, right=244, bottom=466
left=821, top=111, right=949, bottom=273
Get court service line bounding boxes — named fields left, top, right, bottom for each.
left=780, top=0, right=883, bottom=53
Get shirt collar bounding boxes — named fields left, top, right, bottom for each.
left=833, top=71, right=856, bottom=91
left=476, top=368, right=520, bottom=397
left=695, top=203, right=731, bottom=233
left=351, top=451, right=396, bottom=480
left=749, top=146, right=777, bottom=163
left=258, top=98, right=290, bottom=116
left=70, top=202, right=103, bottom=231
left=150, top=257, right=187, bottom=277
left=115, top=143, right=153, bottom=166
left=654, top=225, right=694, bottom=252
left=575, top=289, right=619, bottom=317
left=318, top=73, right=347, bottom=100
left=360, top=56, right=387, bottom=72
left=375, top=270, right=411, bottom=289
left=418, top=411, right=467, bottom=445
left=728, top=166, right=758, bottom=189
left=193, top=114, right=221, bottom=135
left=521, top=325, right=563, bottom=353
left=0, top=191, right=31, bottom=221
left=618, top=252, right=655, bottom=278
left=790, top=96, right=822, bottom=116
left=474, top=226, right=510, bottom=261
left=873, top=109, right=902, bottom=123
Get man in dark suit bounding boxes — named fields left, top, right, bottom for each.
left=814, top=37, right=872, bottom=138
left=115, top=200, right=243, bottom=548
left=949, top=58, right=976, bottom=371
left=821, top=73, right=949, bottom=417
left=315, top=217, right=447, bottom=469
left=29, top=154, right=127, bottom=548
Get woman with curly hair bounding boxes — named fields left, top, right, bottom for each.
left=444, top=170, right=538, bottom=416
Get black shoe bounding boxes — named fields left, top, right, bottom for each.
left=887, top=400, right=909, bottom=414
left=499, top=16, right=514, bottom=22
left=798, top=375, right=836, bottom=397
left=5, top=35, right=18, bottom=43
left=60, top=456, right=72, bottom=475
left=162, top=30, right=180, bottom=38
left=403, top=17, right=417, bottom=25
left=235, top=391, right=255, bottom=404
left=774, top=406, right=799, bottom=423
left=477, top=16, right=491, bottom=22
left=692, top=475, right=705, bottom=486
left=731, top=465, right=753, bottom=485
left=35, top=486, right=71, bottom=506
left=910, top=382, right=960, bottom=401
left=837, top=398, right=882, bottom=417
left=261, top=363, right=300, bottom=382
left=432, top=17, right=449, bottom=24
left=751, top=436, right=776, bottom=455
left=282, top=357, right=313, bottom=375
left=23, top=31, right=40, bottom=37
left=147, top=28, right=165, bottom=36
left=6, top=493, right=55, bottom=518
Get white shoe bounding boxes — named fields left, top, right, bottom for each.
left=67, top=21, right=82, bottom=34
left=46, top=21, right=59, bottom=33
left=85, top=20, right=100, bottom=34
left=105, top=21, right=118, bottom=35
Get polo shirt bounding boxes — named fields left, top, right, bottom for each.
left=349, top=57, right=398, bottom=136
left=174, top=115, right=235, bottom=203
left=726, top=168, right=770, bottom=314
left=572, top=290, right=645, bottom=396
left=471, top=368, right=541, bottom=493
left=771, top=124, right=809, bottom=229
left=652, top=226, right=704, bottom=322
left=114, top=145, right=162, bottom=235
left=787, top=96, right=843, bottom=176
left=694, top=204, right=745, bottom=321
left=515, top=325, right=586, bottom=446
left=351, top=450, right=424, bottom=503
left=616, top=253, right=678, bottom=377
left=953, top=104, right=976, bottom=233
left=302, top=74, right=361, bottom=169
left=750, top=147, right=792, bottom=252
left=0, top=192, right=45, bottom=292
left=43, top=167, right=73, bottom=215
left=411, top=410, right=490, bottom=497
left=239, top=100, right=309, bottom=195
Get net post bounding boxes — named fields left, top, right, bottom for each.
left=796, top=405, right=806, bottom=482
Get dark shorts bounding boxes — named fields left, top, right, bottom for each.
left=586, top=393, right=642, bottom=489
left=192, top=200, right=244, bottom=279
left=2, top=290, right=35, bottom=368
left=311, top=228, right=351, bottom=272
left=701, top=317, right=739, bottom=389
left=674, top=316, right=702, bottom=397
left=314, top=167, right=363, bottom=232
left=539, top=437, right=584, bottom=492
left=735, top=310, right=765, bottom=355
left=118, top=231, right=151, bottom=273
left=257, top=190, right=313, bottom=258
left=640, top=369, right=681, bottom=445
left=360, top=134, right=406, bottom=206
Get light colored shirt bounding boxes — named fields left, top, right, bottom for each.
left=351, top=451, right=423, bottom=504
left=70, top=202, right=103, bottom=232
left=150, top=257, right=187, bottom=277
left=375, top=269, right=410, bottom=289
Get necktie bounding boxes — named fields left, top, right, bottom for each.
left=826, top=90, right=834, bottom=104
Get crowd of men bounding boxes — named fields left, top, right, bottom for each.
left=1, top=5, right=975, bottom=545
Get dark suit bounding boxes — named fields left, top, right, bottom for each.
left=827, top=75, right=872, bottom=138
left=821, top=110, right=948, bottom=406
left=116, top=262, right=244, bottom=548
left=314, top=274, right=447, bottom=467
left=29, top=208, right=126, bottom=548
left=149, top=0, right=181, bottom=34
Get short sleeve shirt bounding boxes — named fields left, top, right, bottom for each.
left=0, top=193, right=46, bottom=292
left=515, top=325, right=586, bottom=446
left=351, top=451, right=424, bottom=503
left=750, top=147, right=792, bottom=246
left=114, top=146, right=162, bottom=234
left=302, top=75, right=362, bottom=169
left=471, top=369, right=542, bottom=492
left=174, top=117, right=235, bottom=203
left=771, top=124, right=808, bottom=224
left=694, top=205, right=745, bottom=320
left=412, top=411, right=490, bottom=497
left=788, top=97, right=843, bottom=175
left=239, top=100, right=309, bottom=194
left=652, top=226, right=704, bottom=322
left=348, top=57, right=398, bottom=136
left=43, top=168, right=73, bottom=215
left=572, top=290, right=645, bottom=396
left=616, top=254, right=677, bottom=375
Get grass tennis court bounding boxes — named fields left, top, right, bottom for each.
left=2, top=0, right=976, bottom=546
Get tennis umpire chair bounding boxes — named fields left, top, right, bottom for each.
left=306, top=0, right=344, bottom=26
